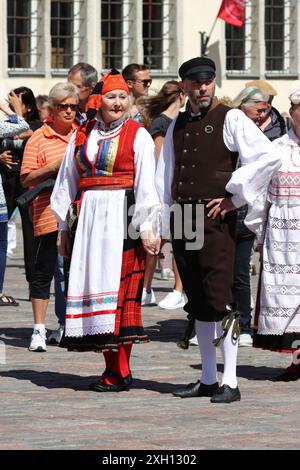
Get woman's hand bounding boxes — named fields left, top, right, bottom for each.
left=8, top=91, right=23, bottom=117
left=141, top=230, right=161, bottom=255
left=255, top=243, right=263, bottom=262
left=206, top=197, right=236, bottom=220
left=14, top=129, right=33, bottom=141
left=0, top=99, right=13, bottom=117
left=0, top=151, right=18, bottom=169
left=57, top=230, right=72, bottom=258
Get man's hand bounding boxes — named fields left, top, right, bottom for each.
left=57, top=230, right=72, bottom=258
left=0, top=151, right=18, bottom=169
left=206, top=197, right=236, bottom=220
left=141, top=230, right=161, bottom=255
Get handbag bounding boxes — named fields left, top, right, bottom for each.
left=66, top=191, right=84, bottom=234
left=15, top=178, right=56, bottom=209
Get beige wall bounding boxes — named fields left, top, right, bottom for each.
left=0, top=0, right=299, bottom=114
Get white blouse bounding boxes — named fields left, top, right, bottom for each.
left=155, top=108, right=281, bottom=237
left=51, top=120, right=161, bottom=234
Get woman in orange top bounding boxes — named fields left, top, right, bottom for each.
left=21, top=82, right=78, bottom=352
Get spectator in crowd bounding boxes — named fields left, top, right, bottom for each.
left=138, top=80, right=186, bottom=309
left=21, top=82, right=78, bottom=352
left=232, top=87, right=271, bottom=347
left=0, top=94, right=30, bottom=306
left=35, top=93, right=67, bottom=345
left=122, top=64, right=152, bottom=123
left=36, top=95, right=51, bottom=123
left=245, top=80, right=286, bottom=141
left=0, top=87, right=42, bottom=288
left=68, top=62, right=98, bottom=124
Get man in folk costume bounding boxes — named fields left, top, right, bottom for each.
left=155, top=57, right=281, bottom=403
left=51, top=69, right=161, bottom=392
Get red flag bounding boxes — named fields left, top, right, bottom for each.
left=217, top=0, right=246, bottom=28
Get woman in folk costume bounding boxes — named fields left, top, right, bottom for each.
left=51, top=69, right=161, bottom=392
left=252, top=88, right=300, bottom=381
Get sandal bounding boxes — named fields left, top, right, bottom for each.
left=0, top=294, right=19, bottom=307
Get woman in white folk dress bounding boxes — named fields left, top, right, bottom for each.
left=253, top=88, right=300, bottom=381
left=51, top=69, right=161, bottom=392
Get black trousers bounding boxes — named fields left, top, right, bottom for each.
left=172, top=204, right=236, bottom=322
left=30, top=231, right=58, bottom=299
left=233, top=233, right=255, bottom=334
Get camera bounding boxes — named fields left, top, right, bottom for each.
left=0, top=137, right=24, bottom=172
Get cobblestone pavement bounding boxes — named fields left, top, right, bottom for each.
left=0, top=226, right=299, bottom=450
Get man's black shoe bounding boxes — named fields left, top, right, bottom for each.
left=210, top=384, right=241, bottom=403
left=273, top=363, right=300, bottom=382
left=172, top=380, right=219, bottom=398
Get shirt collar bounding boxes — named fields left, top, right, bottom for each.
left=41, top=122, right=76, bottom=142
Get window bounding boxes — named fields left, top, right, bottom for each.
left=142, top=0, right=175, bottom=71
left=265, top=0, right=297, bottom=75
left=225, top=1, right=257, bottom=75
left=143, top=0, right=163, bottom=69
left=51, top=0, right=84, bottom=70
left=7, top=0, right=42, bottom=70
left=101, top=1, right=136, bottom=70
left=101, top=0, right=123, bottom=69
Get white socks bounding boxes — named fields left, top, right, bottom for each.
left=216, top=321, right=238, bottom=388
left=195, top=320, right=238, bottom=388
left=34, top=323, right=45, bottom=333
left=195, top=320, right=218, bottom=385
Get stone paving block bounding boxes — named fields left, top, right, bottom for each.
left=0, top=226, right=299, bottom=449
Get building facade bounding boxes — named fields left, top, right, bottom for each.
left=0, top=0, right=300, bottom=112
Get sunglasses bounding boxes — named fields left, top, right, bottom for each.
left=56, top=103, right=77, bottom=111
left=130, top=79, right=152, bottom=87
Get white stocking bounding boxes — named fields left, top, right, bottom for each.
left=216, top=321, right=238, bottom=388
left=195, top=320, right=218, bottom=385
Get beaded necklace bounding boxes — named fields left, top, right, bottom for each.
left=97, top=117, right=128, bottom=140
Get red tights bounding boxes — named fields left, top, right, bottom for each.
left=102, top=344, right=132, bottom=384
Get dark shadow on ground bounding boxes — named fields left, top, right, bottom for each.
left=145, top=319, right=188, bottom=343
left=190, top=363, right=284, bottom=381
left=0, top=320, right=188, bottom=348
left=0, top=328, right=33, bottom=348
left=0, top=369, right=183, bottom=394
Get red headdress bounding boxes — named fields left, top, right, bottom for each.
left=75, top=68, right=129, bottom=146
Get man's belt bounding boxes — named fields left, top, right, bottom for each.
left=78, top=175, right=134, bottom=190
left=175, top=198, right=213, bottom=204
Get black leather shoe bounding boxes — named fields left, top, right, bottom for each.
left=89, top=372, right=133, bottom=392
left=210, top=384, right=241, bottom=403
left=273, top=364, right=300, bottom=382
left=172, top=380, right=219, bottom=398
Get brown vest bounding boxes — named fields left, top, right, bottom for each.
left=172, top=103, right=238, bottom=202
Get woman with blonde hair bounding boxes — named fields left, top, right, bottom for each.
left=21, top=82, right=78, bottom=352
